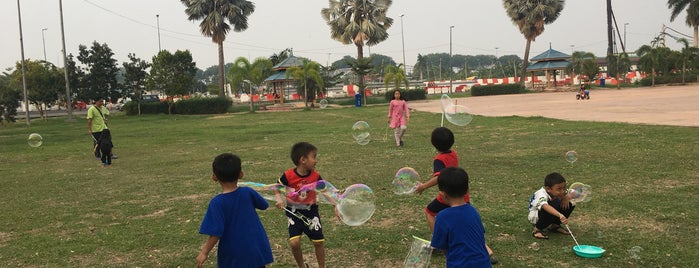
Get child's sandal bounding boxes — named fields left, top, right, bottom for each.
left=532, top=229, right=549, bottom=239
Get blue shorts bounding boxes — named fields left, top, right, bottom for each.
left=286, top=204, right=324, bottom=242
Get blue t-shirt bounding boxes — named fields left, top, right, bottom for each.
left=431, top=204, right=491, bottom=268
left=199, top=187, right=273, bottom=267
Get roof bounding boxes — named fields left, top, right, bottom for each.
left=530, top=48, right=569, bottom=62
left=272, top=55, right=306, bottom=70
left=526, top=60, right=570, bottom=71
left=263, top=71, right=292, bottom=82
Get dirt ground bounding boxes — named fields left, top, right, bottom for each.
left=408, top=84, right=699, bottom=127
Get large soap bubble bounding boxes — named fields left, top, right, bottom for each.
left=393, top=167, right=420, bottom=194
left=440, top=94, right=453, bottom=112
left=565, top=151, right=578, bottom=163
left=27, top=133, right=43, bottom=148
left=337, top=184, right=376, bottom=226
left=238, top=181, right=285, bottom=201
left=443, top=104, right=473, bottom=126
left=319, top=99, right=329, bottom=109
left=403, top=236, right=432, bottom=268
left=567, top=182, right=592, bottom=204
left=352, top=121, right=371, bottom=145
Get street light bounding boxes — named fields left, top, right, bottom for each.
left=156, top=14, right=162, bottom=51
left=59, top=0, right=74, bottom=121
left=449, top=25, right=454, bottom=93
left=400, top=14, right=406, bottom=71
left=16, top=0, right=30, bottom=125
left=624, top=22, right=629, bottom=50
left=41, top=28, right=48, bottom=62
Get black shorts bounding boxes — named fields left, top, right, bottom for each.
left=425, top=198, right=450, bottom=216
left=286, top=204, right=324, bottom=242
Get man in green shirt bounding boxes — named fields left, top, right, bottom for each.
left=87, top=99, right=115, bottom=159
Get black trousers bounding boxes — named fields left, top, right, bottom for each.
left=92, top=132, right=102, bottom=158
left=535, top=198, right=575, bottom=230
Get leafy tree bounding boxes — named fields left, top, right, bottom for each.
left=9, top=60, right=63, bottom=119
left=668, top=0, right=699, bottom=47
left=76, top=42, right=120, bottom=102
left=569, top=51, right=596, bottom=83
left=332, top=55, right=355, bottom=69
left=503, top=0, right=565, bottom=85
left=122, top=53, right=151, bottom=115
left=182, top=0, right=255, bottom=96
left=322, top=0, right=393, bottom=105
left=346, top=56, right=374, bottom=101
left=148, top=50, right=197, bottom=114
left=64, top=54, right=84, bottom=102
left=637, top=45, right=661, bottom=86
left=285, top=59, right=323, bottom=108
left=227, top=57, right=273, bottom=112
left=370, top=53, right=397, bottom=76
left=0, top=72, right=20, bottom=124
left=414, top=54, right=427, bottom=80
left=270, top=48, right=293, bottom=66
left=383, top=64, right=409, bottom=92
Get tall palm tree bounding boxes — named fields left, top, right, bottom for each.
left=414, top=54, right=427, bottom=81
left=322, top=0, right=393, bottom=105
left=383, top=64, right=409, bottom=92
left=637, top=45, right=660, bottom=86
left=569, top=51, right=595, bottom=84
left=181, top=0, right=255, bottom=97
left=675, top=38, right=699, bottom=83
left=285, top=59, right=324, bottom=108
left=503, top=0, right=565, bottom=86
left=668, top=0, right=699, bottom=47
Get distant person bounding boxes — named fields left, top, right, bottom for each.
left=87, top=98, right=117, bottom=160
left=274, top=142, right=336, bottom=268
left=387, top=89, right=410, bottom=147
left=196, top=153, right=274, bottom=268
left=430, top=167, right=492, bottom=268
left=529, top=172, right=575, bottom=239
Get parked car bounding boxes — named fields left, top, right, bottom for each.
left=142, top=95, right=160, bottom=103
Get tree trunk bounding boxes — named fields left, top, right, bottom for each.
left=651, top=67, right=655, bottom=86
left=217, top=41, right=225, bottom=97
left=682, top=61, right=686, bottom=84
left=520, top=38, right=531, bottom=86
left=356, top=43, right=365, bottom=106
left=694, top=25, right=698, bottom=48
left=304, top=82, right=308, bottom=108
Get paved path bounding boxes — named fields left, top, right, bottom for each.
left=409, top=85, right=699, bottom=127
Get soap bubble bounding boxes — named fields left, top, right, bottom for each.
left=393, top=167, right=420, bottom=194
left=440, top=94, right=453, bottom=112
left=568, top=182, right=592, bottom=204
left=443, top=104, right=473, bottom=126
left=352, top=121, right=371, bottom=145
left=404, top=236, right=432, bottom=268
left=319, top=99, right=328, bottom=109
left=565, top=151, right=578, bottom=163
left=337, top=184, right=376, bottom=226
left=27, top=133, right=43, bottom=148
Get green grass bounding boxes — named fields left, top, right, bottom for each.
left=1, top=105, right=697, bottom=267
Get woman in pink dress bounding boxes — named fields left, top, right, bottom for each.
left=387, top=89, right=410, bottom=147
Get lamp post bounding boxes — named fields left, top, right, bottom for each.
left=400, top=14, right=406, bottom=71
left=624, top=22, right=629, bottom=47
left=449, top=25, right=454, bottom=93
left=156, top=14, right=162, bottom=51
left=41, top=28, right=48, bottom=62
left=16, top=0, right=30, bottom=125
left=59, top=0, right=74, bottom=121
left=494, top=47, right=499, bottom=77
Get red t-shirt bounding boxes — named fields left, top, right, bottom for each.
left=433, top=150, right=470, bottom=203
left=279, top=168, right=321, bottom=205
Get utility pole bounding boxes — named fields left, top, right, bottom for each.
left=449, top=25, right=454, bottom=93
left=156, top=14, right=162, bottom=51
left=16, top=0, right=30, bottom=125
left=41, top=28, right=48, bottom=62
left=59, top=0, right=74, bottom=121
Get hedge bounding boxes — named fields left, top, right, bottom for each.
left=383, top=89, right=427, bottom=101
left=122, top=97, right=231, bottom=115
left=470, top=84, right=524, bottom=96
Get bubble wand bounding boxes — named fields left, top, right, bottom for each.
left=283, top=208, right=312, bottom=227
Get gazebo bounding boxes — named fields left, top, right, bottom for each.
left=526, top=46, right=570, bottom=89
left=264, top=55, right=305, bottom=103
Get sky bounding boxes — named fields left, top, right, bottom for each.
left=1, top=0, right=693, bottom=73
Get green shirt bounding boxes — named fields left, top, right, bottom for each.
left=87, top=105, right=110, bottom=132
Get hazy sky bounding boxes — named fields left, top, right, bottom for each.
left=1, top=0, right=692, bottom=72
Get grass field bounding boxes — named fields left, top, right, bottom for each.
left=0, top=104, right=697, bottom=267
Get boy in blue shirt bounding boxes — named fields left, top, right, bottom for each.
left=431, top=167, right=491, bottom=268
left=197, top=153, right=273, bottom=268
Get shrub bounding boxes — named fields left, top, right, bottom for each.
left=384, top=89, right=426, bottom=101
left=174, top=97, right=231, bottom=114
left=122, top=101, right=169, bottom=115
left=471, top=84, right=524, bottom=96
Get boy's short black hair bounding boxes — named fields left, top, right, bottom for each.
left=431, top=127, right=455, bottom=152
left=212, top=153, right=242, bottom=182
left=290, top=142, right=317, bottom=166
left=544, top=172, right=566, bottom=187
left=437, top=167, right=469, bottom=198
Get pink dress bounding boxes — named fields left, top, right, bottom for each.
left=388, top=99, right=410, bottom=128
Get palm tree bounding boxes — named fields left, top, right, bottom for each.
left=668, top=0, right=699, bottom=47
left=414, top=54, right=427, bottom=81
left=503, top=0, right=565, bottom=86
left=285, top=59, right=324, bottom=108
left=181, top=0, right=255, bottom=97
left=322, top=0, right=393, bottom=105
left=675, top=38, right=699, bottom=83
left=569, top=51, right=595, bottom=84
left=637, top=45, right=660, bottom=86
left=383, top=64, right=409, bottom=92
left=228, top=57, right=272, bottom=112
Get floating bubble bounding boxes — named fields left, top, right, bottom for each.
left=238, top=181, right=285, bottom=201
left=443, top=104, right=473, bottom=126
left=352, top=121, right=370, bottom=144
left=393, top=167, right=420, bottom=194
left=565, top=151, right=578, bottom=163
left=440, top=94, right=453, bottom=112
left=568, top=182, right=592, bottom=204
left=628, top=246, right=643, bottom=260
left=403, top=236, right=432, bottom=268
left=530, top=242, right=540, bottom=251
left=337, top=184, right=376, bottom=226
left=319, top=99, right=328, bottom=109
left=27, top=133, right=43, bottom=148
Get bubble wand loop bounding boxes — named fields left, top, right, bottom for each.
left=283, top=208, right=312, bottom=227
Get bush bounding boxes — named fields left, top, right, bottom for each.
left=471, top=84, right=524, bottom=96
left=639, top=73, right=697, bottom=86
left=384, top=89, right=426, bottom=101
left=122, top=101, right=169, bottom=115
left=174, top=97, right=231, bottom=114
